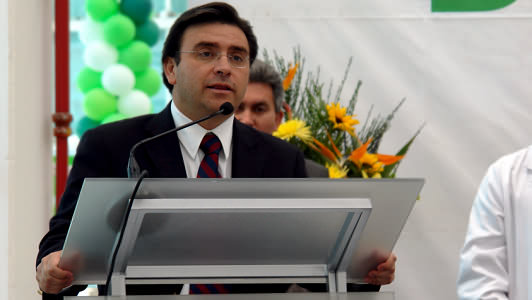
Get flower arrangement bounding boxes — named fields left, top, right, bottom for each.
left=265, top=48, right=423, bottom=179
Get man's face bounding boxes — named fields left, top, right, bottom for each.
left=164, top=22, right=250, bottom=123
left=235, top=82, right=283, bottom=134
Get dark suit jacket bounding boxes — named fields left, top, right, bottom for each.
left=38, top=104, right=307, bottom=298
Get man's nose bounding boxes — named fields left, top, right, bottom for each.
left=213, top=54, right=232, bottom=76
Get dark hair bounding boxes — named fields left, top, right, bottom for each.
left=161, top=2, right=258, bottom=93
left=249, top=59, right=284, bottom=112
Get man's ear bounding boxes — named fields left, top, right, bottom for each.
left=163, top=57, right=177, bottom=85
left=274, top=110, right=284, bottom=128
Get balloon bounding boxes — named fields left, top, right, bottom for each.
left=134, top=68, right=161, bottom=96
left=75, top=116, right=100, bottom=137
left=135, top=20, right=159, bottom=47
left=102, top=113, right=127, bottom=124
left=120, top=0, right=152, bottom=24
left=118, top=90, right=152, bottom=117
left=118, top=41, right=151, bottom=73
left=86, top=0, right=118, bottom=22
left=79, top=18, right=104, bottom=46
left=103, top=14, right=135, bottom=47
left=101, top=64, right=135, bottom=96
left=83, top=88, right=117, bottom=121
left=83, top=41, right=118, bottom=71
left=77, top=67, right=102, bottom=93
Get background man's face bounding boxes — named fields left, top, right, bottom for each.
left=164, top=22, right=250, bottom=121
left=235, top=82, right=283, bottom=134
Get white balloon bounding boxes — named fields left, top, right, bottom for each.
left=102, top=64, right=135, bottom=96
left=83, top=41, right=118, bottom=71
left=118, top=90, right=152, bottom=117
left=79, top=18, right=104, bottom=46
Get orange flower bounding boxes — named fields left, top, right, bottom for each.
left=283, top=63, right=298, bottom=91
left=348, top=139, right=404, bottom=178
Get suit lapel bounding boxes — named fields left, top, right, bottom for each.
left=232, top=120, right=265, bottom=178
left=140, top=103, right=187, bottom=178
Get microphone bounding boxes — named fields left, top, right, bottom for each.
left=127, top=102, right=234, bottom=178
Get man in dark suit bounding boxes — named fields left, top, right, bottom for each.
left=36, top=2, right=306, bottom=297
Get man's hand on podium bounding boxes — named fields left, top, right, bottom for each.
left=364, top=253, right=397, bottom=285
left=36, top=250, right=73, bottom=294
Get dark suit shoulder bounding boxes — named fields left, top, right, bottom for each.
left=233, top=121, right=308, bottom=178
left=83, top=113, right=156, bottom=141
left=234, top=121, right=302, bottom=153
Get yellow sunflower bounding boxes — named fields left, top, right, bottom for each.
left=273, top=119, right=312, bottom=143
left=326, top=103, right=359, bottom=135
left=326, top=163, right=349, bottom=179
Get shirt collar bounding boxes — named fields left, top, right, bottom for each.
left=170, top=101, right=234, bottom=159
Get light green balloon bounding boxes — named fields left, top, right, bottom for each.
left=102, top=113, right=127, bottom=124
left=86, top=0, right=118, bottom=21
left=134, top=68, right=161, bottom=96
left=103, top=14, right=136, bottom=47
left=77, top=67, right=102, bottom=93
left=83, top=88, right=117, bottom=121
left=119, top=41, right=151, bottom=73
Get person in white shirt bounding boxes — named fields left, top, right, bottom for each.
left=457, top=145, right=532, bottom=300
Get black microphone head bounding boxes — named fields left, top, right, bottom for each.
left=219, top=102, right=234, bottom=115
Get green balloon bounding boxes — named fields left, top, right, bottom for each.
left=86, top=0, right=118, bottom=21
left=120, top=0, right=152, bottom=24
left=103, top=14, right=136, bottom=47
left=102, top=112, right=127, bottom=124
left=135, top=20, right=159, bottom=47
left=83, top=88, right=117, bottom=121
left=119, top=41, right=151, bottom=73
left=75, top=116, right=100, bottom=137
left=77, top=67, right=102, bottom=93
left=135, top=68, right=161, bottom=96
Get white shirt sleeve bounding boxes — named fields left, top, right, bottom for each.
left=457, top=163, right=509, bottom=300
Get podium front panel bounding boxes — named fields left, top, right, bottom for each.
left=61, top=178, right=422, bottom=285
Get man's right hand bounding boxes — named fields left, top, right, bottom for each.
left=36, top=251, right=73, bottom=294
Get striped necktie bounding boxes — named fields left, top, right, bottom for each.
left=197, top=133, right=222, bottom=178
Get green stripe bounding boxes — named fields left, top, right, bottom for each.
left=432, top=0, right=516, bottom=12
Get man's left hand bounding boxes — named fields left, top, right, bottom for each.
left=364, top=253, right=397, bottom=285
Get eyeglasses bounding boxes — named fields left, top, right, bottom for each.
left=179, top=49, right=250, bottom=68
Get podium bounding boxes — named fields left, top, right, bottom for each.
left=65, top=292, right=396, bottom=300
left=60, top=178, right=423, bottom=298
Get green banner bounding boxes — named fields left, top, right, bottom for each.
left=432, top=0, right=516, bottom=12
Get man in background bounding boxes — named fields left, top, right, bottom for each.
left=235, top=59, right=398, bottom=289
left=235, top=59, right=328, bottom=177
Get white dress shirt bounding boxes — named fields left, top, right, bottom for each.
left=170, top=102, right=234, bottom=178
left=457, top=145, right=532, bottom=300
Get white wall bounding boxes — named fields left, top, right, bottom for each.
left=0, top=0, right=9, bottom=298
left=5, top=0, right=54, bottom=299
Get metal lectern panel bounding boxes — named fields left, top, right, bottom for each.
left=60, top=178, right=423, bottom=285
left=130, top=211, right=351, bottom=266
